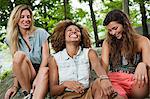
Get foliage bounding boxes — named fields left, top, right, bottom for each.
left=0, top=0, right=150, bottom=48
left=0, top=69, right=12, bottom=81
left=34, top=0, right=75, bottom=34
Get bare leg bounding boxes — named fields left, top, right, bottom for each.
left=91, top=79, right=128, bottom=99
left=32, top=67, right=49, bottom=99
left=12, top=51, right=36, bottom=93
left=130, top=83, right=148, bottom=98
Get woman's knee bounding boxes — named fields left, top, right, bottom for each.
left=131, top=85, right=149, bottom=98
left=13, top=51, right=26, bottom=65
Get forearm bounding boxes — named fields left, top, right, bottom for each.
left=94, top=64, right=108, bottom=77
left=40, top=60, right=47, bottom=68
left=12, top=77, right=19, bottom=88
left=51, top=84, right=66, bottom=96
left=40, top=40, right=49, bottom=68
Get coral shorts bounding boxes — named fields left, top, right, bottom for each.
left=108, top=72, right=134, bottom=96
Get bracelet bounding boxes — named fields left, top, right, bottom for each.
left=111, top=92, right=118, bottom=98
left=99, top=75, right=109, bottom=82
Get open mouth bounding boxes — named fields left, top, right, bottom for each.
left=69, top=34, right=78, bottom=38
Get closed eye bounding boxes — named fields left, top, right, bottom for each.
left=112, top=27, right=118, bottom=30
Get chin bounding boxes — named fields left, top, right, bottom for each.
left=116, top=36, right=122, bottom=39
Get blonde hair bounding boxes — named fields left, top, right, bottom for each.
left=6, top=4, right=36, bottom=56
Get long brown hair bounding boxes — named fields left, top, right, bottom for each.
left=103, top=9, right=138, bottom=66
left=51, top=20, right=91, bottom=52
left=7, top=4, right=36, bottom=56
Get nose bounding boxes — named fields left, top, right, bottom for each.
left=23, top=16, right=29, bottom=21
left=109, top=30, right=115, bottom=35
left=72, top=29, right=76, bottom=34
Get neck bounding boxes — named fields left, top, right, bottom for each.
left=19, top=28, right=28, bottom=37
left=66, top=44, right=80, bottom=58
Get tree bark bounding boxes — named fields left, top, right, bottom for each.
left=43, top=4, right=48, bottom=31
left=64, top=0, right=67, bottom=20
left=122, top=0, right=129, bottom=16
left=139, top=0, right=148, bottom=36
left=88, top=0, right=99, bottom=47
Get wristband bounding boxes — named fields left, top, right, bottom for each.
left=99, top=75, right=109, bottom=81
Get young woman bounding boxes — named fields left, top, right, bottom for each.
left=4, top=4, right=49, bottom=99
left=49, top=20, right=115, bottom=99
left=101, top=9, right=150, bottom=99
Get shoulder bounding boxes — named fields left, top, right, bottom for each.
left=102, top=39, right=109, bottom=48
left=33, top=28, right=49, bottom=40
left=88, top=48, right=98, bottom=58
left=136, top=35, right=150, bottom=50
left=101, top=39, right=110, bottom=52
left=33, top=28, right=48, bottom=35
left=137, top=35, right=150, bottom=46
left=53, top=50, right=64, bottom=60
left=35, top=28, right=47, bottom=33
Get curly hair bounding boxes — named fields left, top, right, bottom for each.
left=51, top=20, right=91, bottom=52
left=103, top=9, right=138, bottom=66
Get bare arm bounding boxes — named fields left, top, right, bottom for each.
left=48, top=56, right=66, bottom=96
left=40, top=40, right=49, bottom=68
left=101, top=39, right=110, bottom=72
left=13, top=77, right=19, bottom=88
left=141, top=36, right=150, bottom=67
left=89, top=49, right=107, bottom=76
left=4, top=77, right=19, bottom=99
left=133, top=36, right=150, bottom=87
left=88, top=48, right=114, bottom=96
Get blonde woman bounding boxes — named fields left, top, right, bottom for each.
left=4, top=4, right=49, bottom=99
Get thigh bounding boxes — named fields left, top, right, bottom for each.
left=25, top=57, right=36, bottom=80
left=56, top=89, right=93, bottom=99
left=13, top=51, right=36, bottom=79
left=130, top=83, right=148, bottom=98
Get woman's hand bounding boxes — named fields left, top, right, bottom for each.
left=62, top=81, right=85, bottom=93
left=100, top=79, right=114, bottom=96
left=134, top=62, right=148, bottom=88
left=4, top=86, right=18, bottom=99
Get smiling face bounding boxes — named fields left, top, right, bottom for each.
left=65, top=25, right=81, bottom=43
left=18, top=9, right=31, bottom=31
left=106, top=21, right=124, bottom=39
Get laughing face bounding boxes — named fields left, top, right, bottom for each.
left=18, top=9, right=31, bottom=31
left=106, top=21, right=124, bottom=39
left=65, top=25, right=81, bottom=43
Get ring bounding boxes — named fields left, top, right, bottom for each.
left=141, top=75, right=144, bottom=80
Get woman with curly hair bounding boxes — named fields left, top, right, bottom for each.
left=101, top=9, right=150, bottom=98
left=48, top=20, right=116, bottom=99
left=4, top=4, right=49, bottom=99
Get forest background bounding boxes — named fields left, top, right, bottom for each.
left=0, top=0, right=149, bottom=98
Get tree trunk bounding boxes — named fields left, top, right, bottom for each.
left=139, top=0, right=148, bottom=36
left=43, top=4, right=48, bottom=31
left=122, top=0, right=129, bottom=15
left=64, top=0, right=67, bottom=20
left=88, top=0, right=99, bottom=47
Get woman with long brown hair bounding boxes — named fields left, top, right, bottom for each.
left=101, top=9, right=150, bottom=98
left=4, top=4, right=49, bottom=99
